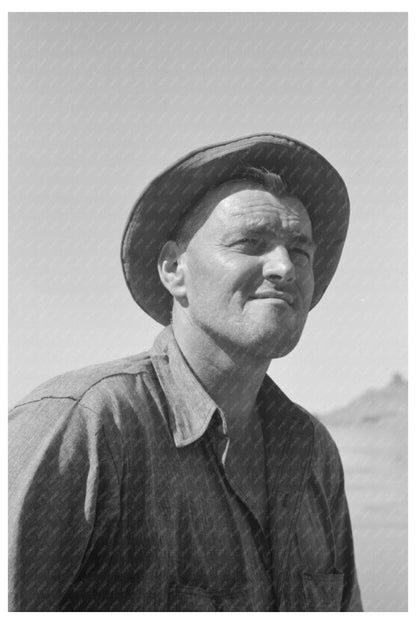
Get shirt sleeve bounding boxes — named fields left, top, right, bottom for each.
left=312, top=418, right=363, bottom=612
left=8, top=397, right=121, bottom=612
left=329, top=441, right=363, bottom=611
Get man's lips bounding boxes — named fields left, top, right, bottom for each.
left=249, top=291, right=295, bottom=306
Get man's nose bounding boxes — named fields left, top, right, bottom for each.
left=263, top=245, right=295, bottom=283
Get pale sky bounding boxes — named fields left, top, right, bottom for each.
left=9, top=12, right=407, bottom=412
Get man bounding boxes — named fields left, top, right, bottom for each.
left=9, top=134, right=363, bottom=611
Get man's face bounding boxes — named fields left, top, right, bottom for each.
left=178, top=182, right=315, bottom=360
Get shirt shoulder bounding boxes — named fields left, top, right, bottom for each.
left=294, top=402, right=339, bottom=452
left=293, top=401, right=344, bottom=505
left=11, top=350, right=156, bottom=410
left=9, top=350, right=164, bottom=490
left=293, top=400, right=341, bottom=462
left=261, top=375, right=341, bottom=465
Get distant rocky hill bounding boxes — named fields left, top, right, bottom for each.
left=318, top=374, right=408, bottom=612
left=319, top=373, right=408, bottom=427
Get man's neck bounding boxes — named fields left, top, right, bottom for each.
left=171, top=315, right=270, bottom=431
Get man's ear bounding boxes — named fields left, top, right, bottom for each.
left=158, top=241, right=187, bottom=302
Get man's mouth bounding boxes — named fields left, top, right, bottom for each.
left=249, top=291, right=295, bottom=306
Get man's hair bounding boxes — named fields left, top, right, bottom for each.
left=172, top=167, right=294, bottom=247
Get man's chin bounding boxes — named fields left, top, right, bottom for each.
left=247, top=327, right=304, bottom=360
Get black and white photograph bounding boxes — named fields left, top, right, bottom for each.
left=8, top=11, right=408, bottom=612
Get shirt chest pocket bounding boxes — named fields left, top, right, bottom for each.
left=302, top=572, right=344, bottom=611
left=168, top=584, right=253, bottom=611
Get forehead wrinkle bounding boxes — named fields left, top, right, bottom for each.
left=221, top=206, right=311, bottom=233
left=219, top=190, right=310, bottom=224
left=195, top=180, right=268, bottom=223
left=217, top=205, right=315, bottom=250
left=219, top=193, right=286, bottom=217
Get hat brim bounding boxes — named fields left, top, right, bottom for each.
left=121, top=133, right=349, bottom=325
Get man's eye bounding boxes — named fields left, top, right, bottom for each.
left=290, top=248, right=311, bottom=265
left=235, top=237, right=261, bottom=247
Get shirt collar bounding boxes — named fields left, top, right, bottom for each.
left=150, top=326, right=226, bottom=448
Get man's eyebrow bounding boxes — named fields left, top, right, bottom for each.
left=225, top=219, right=317, bottom=249
left=288, top=232, right=317, bottom=249
left=238, top=224, right=317, bottom=249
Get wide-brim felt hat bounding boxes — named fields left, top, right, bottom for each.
left=121, top=133, right=349, bottom=325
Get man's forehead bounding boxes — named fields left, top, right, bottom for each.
left=204, top=179, right=277, bottom=208
left=181, top=179, right=313, bottom=246
left=212, top=184, right=312, bottom=230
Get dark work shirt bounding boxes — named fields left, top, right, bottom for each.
left=9, top=326, right=363, bottom=611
